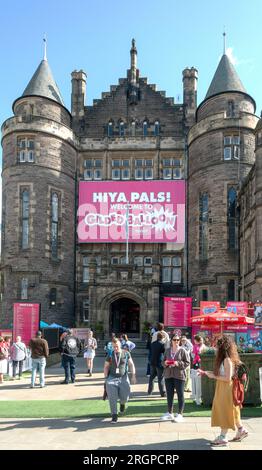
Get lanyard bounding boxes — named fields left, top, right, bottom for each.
left=171, top=349, right=179, bottom=360
left=114, top=352, right=121, bottom=369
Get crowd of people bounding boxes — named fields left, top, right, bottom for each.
left=0, top=324, right=249, bottom=445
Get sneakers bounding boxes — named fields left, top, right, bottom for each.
left=120, top=403, right=125, bottom=413
left=211, top=435, right=228, bottom=447
left=232, top=428, right=248, bottom=442
left=60, top=380, right=69, bottom=384
left=111, top=414, right=118, bottom=424
left=161, top=412, right=175, bottom=421
left=174, top=414, right=184, bottom=423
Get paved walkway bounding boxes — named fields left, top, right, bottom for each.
left=0, top=356, right=261, bottom=450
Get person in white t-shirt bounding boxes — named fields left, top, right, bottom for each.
left=151, top=323, right=170, bottom=349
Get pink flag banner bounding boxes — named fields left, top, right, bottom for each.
left=77, top=180, right=185, bottom=243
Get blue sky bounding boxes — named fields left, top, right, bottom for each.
left=1, top=0, right=262, bottom=133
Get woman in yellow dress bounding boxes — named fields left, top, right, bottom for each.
left=205, top=335, right=248, bottom=446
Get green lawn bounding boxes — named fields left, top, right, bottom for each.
left=0, top=399, right=261, bottom=418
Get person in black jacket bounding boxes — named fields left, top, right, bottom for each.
left=147, top=331, right=166, bottom=397
left=60, top=329, right=82, bottom=384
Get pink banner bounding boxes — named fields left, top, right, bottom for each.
left=200, top=301, right=220, bottom=315
left=13, top=303, right=40, bottom=346
left=226, top=301, right=248, bottom=315
left=77, top=180, right=185, bottom=243
left=164, top=297, right=192, bottom=327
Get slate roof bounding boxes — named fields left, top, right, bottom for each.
left=205, top=54, right=246, bottom=100
left=22, top=59, right=64, bottom=105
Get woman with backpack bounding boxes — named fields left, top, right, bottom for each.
left=0, top=336, right=9, bottom=383
left=203, top=335, right=248, bottom=446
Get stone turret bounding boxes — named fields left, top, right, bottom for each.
left=254, top=118, right=262, bottom=282
left=1, top=55, right=77, bottom=328
left=187, top=50, right=258, bottom=305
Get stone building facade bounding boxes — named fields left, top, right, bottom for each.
left=1, top=40, right=262, bottom=335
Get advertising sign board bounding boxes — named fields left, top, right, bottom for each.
left=13, top=303, right=40, bottom=346
left=164, top=297, right=192, bottom=327
left=78, top=180, right=185, bottom=243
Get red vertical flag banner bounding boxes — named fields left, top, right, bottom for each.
left=13, top=303, right=40, bottom=346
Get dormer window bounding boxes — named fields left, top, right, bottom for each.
left=107, top=121, right=113, bottom=137
left=143, top=121, right=148, bottom=137
left=154, top=121, right=160, bottom=136
left=119, top=121, right=125, bottom=137
left=131, top=121, right=136, bottom=136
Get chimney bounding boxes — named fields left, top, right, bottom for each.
left=183, top=67, right=198, bottom=122
left=71, top=70, right=87, bottom=117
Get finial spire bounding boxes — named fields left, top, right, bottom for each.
left=43, top=34, right=47, bottom=61
left=130, top=38, right=137, bottom=85
left=223, top=28, right=226, bottom=55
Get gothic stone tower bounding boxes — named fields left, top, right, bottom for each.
left=1, top=57, right=77, bottom=327
left=188, top=52, right=258, bottom=305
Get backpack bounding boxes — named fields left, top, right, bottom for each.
left=232, top=362, right=249, bottom=408
left=0, top=345, right=8, bottom=360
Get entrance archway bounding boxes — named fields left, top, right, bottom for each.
left=110, top=298, right=140, bottom=335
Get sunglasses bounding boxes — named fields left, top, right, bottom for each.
left=172, top=338, right=180, bottom=342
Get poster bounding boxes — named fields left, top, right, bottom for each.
left=164, top=297, right=192, bottom=327
left=226, top=301, right=248, bottom=315
left=200, top=301, right=220, bottom=315
left=236, top=329, right=262, bottom=352
left=13, top=303, right=40, bottom=346
left=78, top=180, right=185, bottom=243
left=254, top=304, right=262, bottom=324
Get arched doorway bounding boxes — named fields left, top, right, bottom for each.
left=110, top=298, right=140, bottom=336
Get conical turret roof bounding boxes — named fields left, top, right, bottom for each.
left=205, top=54, right=246, bottom=100
left=22, top=59, right=64, bottom=105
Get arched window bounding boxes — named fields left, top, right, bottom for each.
left=51, top=192, right=59, bottom=258
left=228, top=187, right=237, bottom=250
left=21, top=189, right=29, bottom=249
left=131, top=120, right=136, bottom=136
left=49, top=288, right=57, bottom=307
left=143, top=120, right=148, bottom=137
left=119, top=121, right=125, bottom=137
left=199, top=193, right=208, bottom=260
left=107, top=121, right=113, bottom=137
left=154, top=120, right=160, bottom=136
left=227, top=101, right=235, bottom=118
left=21, top=278, right=28, bottom=300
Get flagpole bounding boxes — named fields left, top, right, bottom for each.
left=126, top=202, right=129, bottom=264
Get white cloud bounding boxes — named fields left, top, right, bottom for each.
left=226, top=47, right=238, bottom=66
